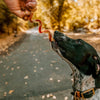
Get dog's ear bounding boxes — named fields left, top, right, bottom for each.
left=88, top=55, right=100, bottom=79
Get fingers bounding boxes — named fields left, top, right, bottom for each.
left=26, top=1, right=37, bottom=11
left=22, top=10, right=31, bottom=20
left=13, top=9, right=31, bottom=20
left=4, top=0, right=37, bottom=20
left=23, top=1, right=37, bottom=20
left=11, top=0, right=37, bottom=20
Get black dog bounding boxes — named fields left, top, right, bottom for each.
left=51, top=31, right=100, bottom=88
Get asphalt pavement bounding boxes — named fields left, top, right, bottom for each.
left=0, top=28, right=73, bottom=100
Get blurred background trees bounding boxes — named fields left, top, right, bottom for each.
left=0, top=0, right=100, bottom=35
left=0, top=0, right=28, bottom=35
left=33, top=0, right=100, bottom=32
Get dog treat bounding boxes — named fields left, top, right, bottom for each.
left=29, top=13, right=53, bottom=42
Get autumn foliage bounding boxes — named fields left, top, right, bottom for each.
left=0, top=0, right=28, bottom=35
left=0, top=0, right=100, bottom=34
left=33, top=0, right=100, bottom=32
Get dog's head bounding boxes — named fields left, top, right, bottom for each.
left=52, top=31, right=100, bottom=79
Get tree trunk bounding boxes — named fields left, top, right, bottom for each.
left=7, top=24, right=10, bottom=35
left=58, top=0, right=65, bottom=31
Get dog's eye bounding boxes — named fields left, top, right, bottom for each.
left=76, top=39, right=82, bottom=45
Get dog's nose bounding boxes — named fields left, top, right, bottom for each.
left=54, top=31, right=71, bottom=42
left=54, top=31, right=62, bottom=40
left=54, top=31, right=62, bottom=36
left=54, top=31, right=67, bottom=41
left=54, top=31, right=64, bottom=38
left=54, top=31, right=59, bottom=34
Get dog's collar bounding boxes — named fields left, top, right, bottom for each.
left=71, top=67, right=96, bottom=99
left=72, top=88, right=96, bottom=99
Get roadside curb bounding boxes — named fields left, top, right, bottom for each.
left=0, top=33, right=27, bottom=56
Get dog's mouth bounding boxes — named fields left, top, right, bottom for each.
left=51, top=31, right=68, bottom=50
left=51, top=40, right=58, bottom=52
left=54, top=31, right=67, bottom=42
left=51, top=31, right=74, bottom=72
left=51, top=30, right=68, bottom=55
left=51, top=31, right=58, bottom=50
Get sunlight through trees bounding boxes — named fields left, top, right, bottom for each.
left=33, top=0, right=100, bottom=32
left=0, top=0, right=100, bottom=34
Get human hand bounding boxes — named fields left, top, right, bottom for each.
left=4, top=0, right=37, bottom=20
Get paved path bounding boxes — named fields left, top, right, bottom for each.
left=0, top=28, right=73, bottom=100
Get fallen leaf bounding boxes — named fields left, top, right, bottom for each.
left=24, top=76, right=29, bottom=79
left=34, top=70, right=37, bottom=72
left=49, top=93, right=53, bottom=97
left=17, top=66, right=20, bottom=69
left=64, top=96, right=68, bottom=100
left=25, top=82, right=28, bottom=85
left=47, top=94, right=50, bottom=98
left=0, top=60, right=3, bottom=64
left=49, top=78, right=53, bottom=81
left=35, top=59, right=38, bottom=61
left=11, top=68, right=14, bottom=71
left=57, top=80, right=61, bottom=83
left=50, top=64, right=53, bottom=67
left=4, top=92, right=7, bottom=96
left=24, top=94, right=27, bottom=96
left=30, top=51, right=33, bottom=54
left=71, top=78, right=74, bottom=82
left=34, top=66, right=37, bottom=68
left=6, top=66, right=9, bottom=70
left=37, top=62, right=40, bottom=64
left=8, top=90, right=14, bottom=94
left=51, top=61, right=56, bottom=63
left=55, top=67, right=59, bottom=70
left=53, top=96, right=56, bottom=99
left=40, top=67, right=43, bottom=70
left=5, top=82, right=8, bottom=85
left=13, top=61, right=16, bottom=64
left=3, top=74, right=6, bottom=77
left=41, top=95, right=45, bottom=99
left=33, top=54, right=36, bottom=57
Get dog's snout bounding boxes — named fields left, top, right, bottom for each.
left=54, top=31, right=64, bottom=40
left=54, top=31, right=70, bottom=42
left=54, top=31, right=62, bottom=36
left=54, top=31, right=59, bottom=34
